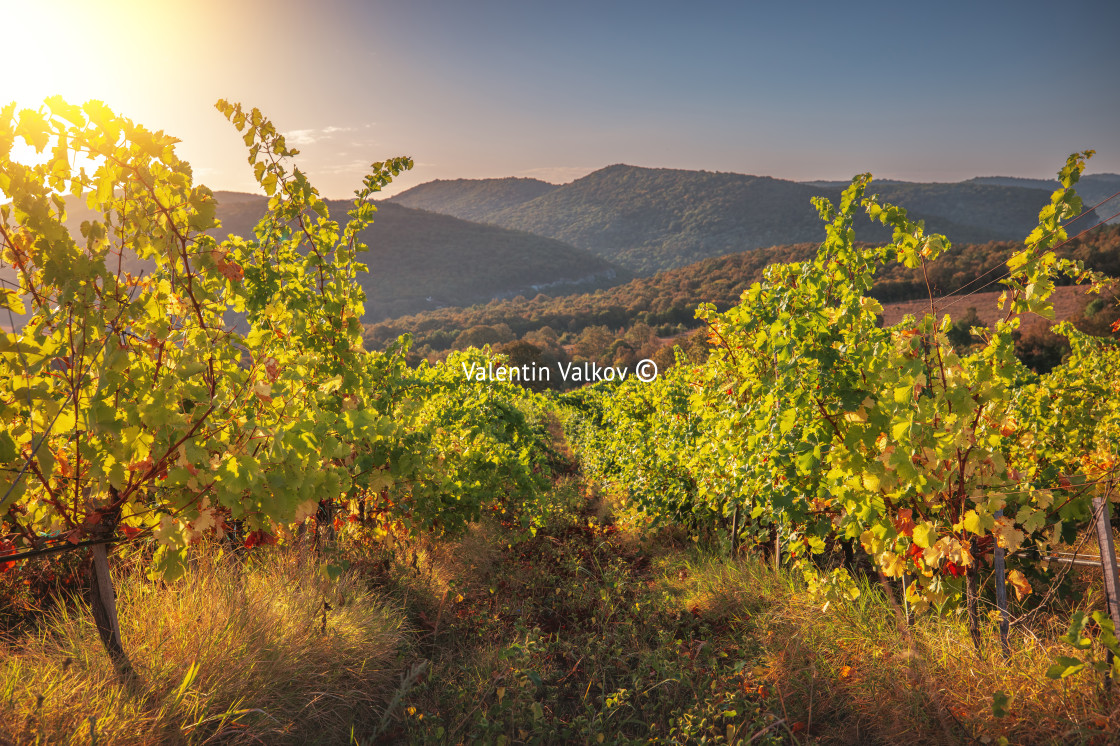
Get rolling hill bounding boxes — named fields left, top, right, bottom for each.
left=1, top=192, right=628, bottom=326
left=385, top=177, right=559, bottom=223
left=363, top=224, right=1120, bottom=355
left=214, top=192, right=631, bottom=322
left=393, top=165, right=1096, bottom=274
left=969, top=173, right=1120, bottom=223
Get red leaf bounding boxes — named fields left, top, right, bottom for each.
left=0, top=539, right=16, bottom=572
left=893, top=508, right=915, bottom=537
left=244, top=530, right=277, bottom=549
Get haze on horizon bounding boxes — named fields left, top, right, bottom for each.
left=4, top=0, right=1119, bottom=199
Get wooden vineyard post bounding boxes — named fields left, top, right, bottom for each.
left=1092, top=496, right=1120, bottom=686
left=89, top=543, right=132, bottom=676
left=730, top=504, right=740, bottom=558
left=993, top=510, right=1011, bottom=659
left=966, top=537, right=982, bottom=654
left=901, top=574, right=912, bottom=626
left=773, top=525, right=781, bottom=572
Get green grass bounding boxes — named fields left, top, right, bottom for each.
left=375, top=482, right=782, bottom=745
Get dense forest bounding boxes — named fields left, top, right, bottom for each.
left=212, top=193, right=628, bottom=321
left=0, top=191, right=629, bottom=326
left=391, top=165, right=1108, bottom=273
left=969, top=173, right=1120, bottom=218
left=382, top=176, right=558, bottom=223
left=363, top=223, right=1120, bottom=378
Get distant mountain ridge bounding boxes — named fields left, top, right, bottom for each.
left=811, top=173, right=1120, bottom=224
left=209, top=192, right=627, bottom=322
left=1, top=192, right=628, bottom=326
left=363, top=223, right=1120, bottom=358
left=393, top=164, right=1104, bottom=274
left=970, top=174, right=1120, bottom=224
left=384, top=177, right=558, bottom=223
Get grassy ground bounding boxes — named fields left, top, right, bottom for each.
left=374, top=481, right=782, bottom=745
left=0, top=548, right=405, bottom=745
left=2, top=479, right=1118, bottom=744
left=375, top=483, right=1120, bottom=745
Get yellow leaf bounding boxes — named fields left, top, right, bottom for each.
left=878, top=550, right=906, bottom=578
left=958, top=509, right=995, bottom=535
left=1007, top=569, right=1032, bottom=601
left=923, top=538, right=951, bottom=566
left=320, top=374, right=343, bottom=394
left=992, top=517, right=1025, bottom=552
left=0, top=288, right=26, bottom=314
left=859, top=297, right=883, bottom=315
left=912, top=522, right=937, bottom=549
left=947, top=539, right=973, bottom=568
left=905, top=582, right=931, bottom=614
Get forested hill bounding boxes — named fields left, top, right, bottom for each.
left=363, top=224, right=1120, bottom=356
left=388, top=165, right=1097, bottom=274
left=387, top=177, right=559, bottom=223
left=210, top=192, right=628, bottom=322
left=1, top=192, right=628, bottom=326
left=970, top=173, right=1120, bottom=222
left=397, top=166, right=862, bottom=273
left=490, top=166, right=859, bottom=273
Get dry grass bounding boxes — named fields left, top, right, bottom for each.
left=662, top=554, right=1120, bottom=744
left=0, top=545, right=405, bottom=745
left=4, top=497, right=1115, bottom=744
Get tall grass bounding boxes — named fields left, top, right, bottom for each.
left=0, top=545, right=405, bottom=745
left=667, top=553, right=1119, bottom=744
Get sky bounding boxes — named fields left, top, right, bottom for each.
left=4, top=0, right=1119, bottom=198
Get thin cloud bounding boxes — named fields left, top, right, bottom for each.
left=285, top=125, right=357, bottom=146
left=317, top=158, right=374, bottom=176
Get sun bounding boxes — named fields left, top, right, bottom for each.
left=1, top=0, right=187, bottom=119
left=1, top=1, right=107, bottom=111
left=0, top=0, right=198, bottom=172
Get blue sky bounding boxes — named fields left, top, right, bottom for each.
left=6, top=0, right=1119, bottom=197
